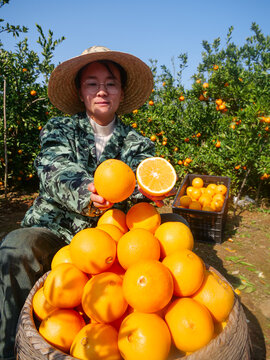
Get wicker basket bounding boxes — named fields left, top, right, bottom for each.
left=15, top=267, right=251, bottom=360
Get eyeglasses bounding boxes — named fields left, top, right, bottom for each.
left=82, top=79, right=121, bottom=94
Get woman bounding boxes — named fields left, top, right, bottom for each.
left=0, top=46, right=185, bottom=359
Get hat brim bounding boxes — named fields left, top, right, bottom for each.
left=48, top=50, right=153, bottom=115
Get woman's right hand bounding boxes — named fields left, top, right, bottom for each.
left=87, top=183, right=113, bottom=211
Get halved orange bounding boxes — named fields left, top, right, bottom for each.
left=136, top=157, right=177, bottom=196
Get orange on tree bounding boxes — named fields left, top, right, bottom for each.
left=162, top=249, right=205, bottom=297
left=51, top=245, right=73, bottom=269
left=136, top=157, right=177, bottom=197
left=118, top=312, right=171, bottom=360
left=126, top=202, right=161, bottom=233
left=70, top=323, right=121, bottom=360
left=69, top=228, right=116, bottom=274
left=215, top=140, right=221, bottom=148
left=97, top=208, right=128, bottom=233
left=192, top=269, right=235, bottom=322
left=32, top=287, right=58, bottom=321
left=43, top=263, right=88, bottom=308
left=202, top=82, right=209, bottom=88
left=82, top=272, right=128, bottom=323
left=179, top=95, right=185, bottom=101
left=154, top=221, right=194, bottom=258
left=150, top=135, right=156, bottom=141
left=117, top=228, right=160, bottom=270
left=192, top=177, right=204, bottom=188
left=122, top=259, right=173, bottom=313
left=94, top=159, right=136, bottom=203
left=39, top=309, right=85, bottom=353
left=149, top=100, right=154, bottom=106
left=179, top=195, right=192, bottom=208
left=165, top=297, right=214, bottom=353
left=97, top=223, right=124, bottom=242
left=30, top=90, right=37, bottom=96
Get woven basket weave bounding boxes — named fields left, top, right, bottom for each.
left=15, top=267, right=251, bottom=360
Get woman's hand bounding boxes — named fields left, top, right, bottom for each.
left=87, top=183, right=113, bottom=210
left=138, top=186, right=177, bottom=207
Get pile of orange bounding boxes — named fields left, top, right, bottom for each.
left=179, top=177, right=228, bottom=212
left=33, top=201, right=235, bottom=360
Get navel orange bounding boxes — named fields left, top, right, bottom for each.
left=97, top=208, right=128, bottom=233
left=154, top=221, right=194, bottom=259
left=117, top=228, right=160, bottom=270
left=69, top=228, right=116, bottom=274
left=118, top=312, right=171, bottom=360
left=82, top=272, right=128, bottom=323
left=70, top=323, right=121, bottom=360
left=136, top=157, right=177, bottom=196
left=165, top=297, right=214, bottom=353
left=162, top=249, right=205, bottom=297
left=192, top=269, right=235, bottom=322
left=94, top=159, right=136, bottom=203
left=97, top=223, right=124, bottom=242
left=51, top=245, right=73, bottom=269
left=126, top=202, right=161, bottom=233
left=33, top=286, right=58, bottom=321
left=43, top=263, right=89, bottom=308
left=39, top=309, right=85, bottom=353
left=122, top=259, right=173, bottom=313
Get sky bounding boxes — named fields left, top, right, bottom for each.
left=1, top=0, right=270, bottom=88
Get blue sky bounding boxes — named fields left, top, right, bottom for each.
left=2, top=0, right=270, bottom=88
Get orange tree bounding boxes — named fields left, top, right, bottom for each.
left=0, top=16, right=64, bottom=189
left=122, top=23, right=270, bottom=199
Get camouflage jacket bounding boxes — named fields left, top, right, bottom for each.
left=22, top=113, right=155, bottom=242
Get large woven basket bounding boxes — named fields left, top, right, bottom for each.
left=15, top=267, right=251, bottom=360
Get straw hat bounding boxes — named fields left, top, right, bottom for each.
left=48, top=45, right=154, bottom=115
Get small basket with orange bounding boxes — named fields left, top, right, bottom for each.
left=172, top=174, right=231, bottom=243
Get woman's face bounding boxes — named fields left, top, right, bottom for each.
left=79, top=62, right=124, bottom=125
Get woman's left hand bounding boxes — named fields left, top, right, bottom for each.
left=138, top=186, right=177, bottom=207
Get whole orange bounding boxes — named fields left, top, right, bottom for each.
left=118, top=312, right=171, bottom=360
left=198, top=194, right=212, bottom=208
left=190, top=187, right=202, bottom=200
left=32, top=287, right=58, bottom=321
left=51, top=245, right=73, bottom=269
left=122, top=259, right=173, bottom=313
left=179, top=195, right=192, bottom=208
left=70, top=323, right=121, bottom=360
left=43, top=263, right=88, bottom=308
left=165, top=297, right=214, bottom=353
left=162, top=249, right=205, bottom=297
left=192, top=177, right=204, bottom=188
left=94, top=159, right=136, bottom=203
left=69, top=228, right=116, bottom=274
left=117, top=228, right=160, bottom=270
left=126, top=202, right=161, bottom=233
left=39, top=309, right=85, bottom=353
left=154, top=222, right=194, bottom=259
left=97, top=208, right=128, bottom=233
left=215, top=184, right=227, bottom=195
left=97, top=223, right=124, bottom=242
left=82, top=272, right=128, bottom=323
left=192, top=270, right=235, bottom=322
left=189, top=200, right=202, bottom=210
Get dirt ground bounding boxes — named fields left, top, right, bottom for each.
left=0, top=191, right=269, bottom=360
